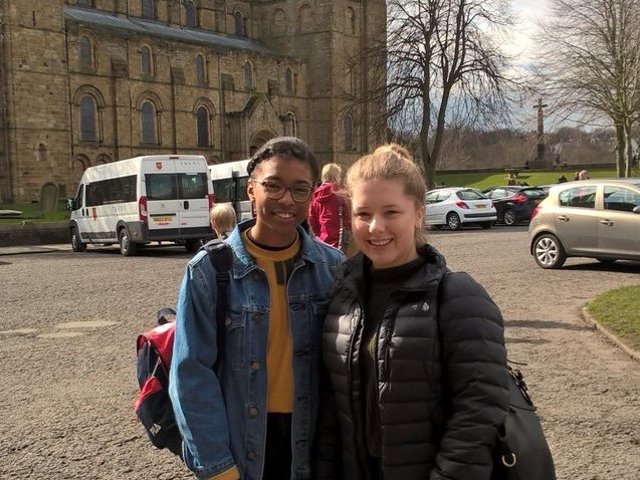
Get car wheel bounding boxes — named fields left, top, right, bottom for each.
left=118, top=228, right=138, bottom=257
left=596, top=257, right=617, bottom=264
left=533, top=234, right=566, bottom=269
left=503, top=209, right=517, bottom=226
left=185, top=238, right=200, bottom=253
left=446, top=212, right=461, bottom=231
left=480, top=221, right=493, bottom=229
left=70, top=228, right=86, bottom=252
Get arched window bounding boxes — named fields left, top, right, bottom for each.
left=243, top=61, right=253, bottom=90
left=285, top=68, right=294, bottom=95
left=344, top=114, right=353, bottom=151
left=79, top=36, right=92, bottom=68
left=346, top=7, right=355, bottom=35
left=345, top=66, right=355, bottom=94
left=141, top=101, right=157, bottom=144
left=195, top=55, right=205, bottom=83
left=80, top=95, right=97, bottom=141
left=284, top=112, right=296, bottom=137
left=142, top=0, right=155, bottom=19
left=196, top=106, right=210, bottom=147
left=185, top=1, right=197, bottom=28
left=234, top=11, right=245, bottom=36
left=273, top=9, right=287, bottom=36
left=299, top=5, right=312, bottom=32
left=140, top=46, right=152, bottom=75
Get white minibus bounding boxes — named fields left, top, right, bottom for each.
left=208, top=159, right=253, bottom=222
left=68, top=155, right=213, bottom=256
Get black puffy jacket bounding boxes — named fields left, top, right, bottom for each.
left=315, top=245, right=510, bottom=480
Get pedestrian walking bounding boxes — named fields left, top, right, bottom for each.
left=169, top=137, right=344, bottom=480
left=308, top=163, right=351, bottom=250
left=315, top=144, right=510, bottom=480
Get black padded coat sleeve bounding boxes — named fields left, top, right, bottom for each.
left=430, top=272, right=510, bottom=480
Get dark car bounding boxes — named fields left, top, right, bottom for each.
left=482, top=186, right=547, bottom=226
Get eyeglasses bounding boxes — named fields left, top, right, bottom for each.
left=252, top=179, right=314, bottom=203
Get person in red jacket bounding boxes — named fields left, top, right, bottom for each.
left=309, top=163, right=351, bottom=249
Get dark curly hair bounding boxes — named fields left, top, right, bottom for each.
left=247, top=137, right=319, bottom=183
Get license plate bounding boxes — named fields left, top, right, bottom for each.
left=152, top=215, right=174, bottom=223
left=475, top=204, right=486, bottom=209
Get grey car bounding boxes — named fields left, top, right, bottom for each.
left=528, top=178, right=640, bottom=268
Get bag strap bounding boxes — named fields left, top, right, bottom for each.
left=203, top=239, right=233, bottom=370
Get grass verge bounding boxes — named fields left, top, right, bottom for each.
left=586, top=286, right=640, bottom=352
left=0, top=202, right=69, bottom=224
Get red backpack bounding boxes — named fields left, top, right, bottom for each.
left=134, top=240, right=232, bottom=456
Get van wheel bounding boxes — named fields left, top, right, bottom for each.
left=185, top=239, right=200, bottom=253
left=533, top=234, right=566, bottom=269
left=118, top=228, right=138, bottom=256
left=71, top=228, right=86, bottom=252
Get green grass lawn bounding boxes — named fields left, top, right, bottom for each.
left=434, top=167, right=624, bottom=191
left=586, top=286, right=640, bottom=352
left=0, top=201, right=70, bottom=224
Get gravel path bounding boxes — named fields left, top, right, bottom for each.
left=1, top=228, right=639, bottom=479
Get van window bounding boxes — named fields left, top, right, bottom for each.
left=178, top=173, right=209, bottom=199
left=73, top=184, right=84, bottom=210
left=146, top=173, right=208, bottom=200
left=86, top=175, right=136, bottom=206
left=212, top=176, right=249, bottom=203
left=146, top=174, right=177, bottom=200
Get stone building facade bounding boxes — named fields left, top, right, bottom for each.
left=0, top=0, right=386, bottom=202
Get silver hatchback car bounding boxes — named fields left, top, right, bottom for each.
left=529, top=178, right=640, bottom=268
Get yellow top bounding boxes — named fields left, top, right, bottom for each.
left=243, top=229, right=299, bottom=413
left=208, top=465, right=240, bottom=480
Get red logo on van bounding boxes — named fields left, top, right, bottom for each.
left=155, top=162, right=163, bottom=170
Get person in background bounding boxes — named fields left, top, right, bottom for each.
left=210, top=203, right=237, bottom=240
left=578, top=169, right=590, bottom=180
left=574, top=171, right=581, bottom=181
left=170, top=137, right=344, bottom=480
left=315, top=144, right=510, bottom=480
left=308, top=163, right=350, bottom=250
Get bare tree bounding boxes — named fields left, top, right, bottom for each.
left=353, top=0, right=515, bottom=189
left=536, top=0, right=640, bottom=177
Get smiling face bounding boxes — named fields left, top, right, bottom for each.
left=247, top=156, right=314, bottom=247
left=351, top=178, right=424, bottom=269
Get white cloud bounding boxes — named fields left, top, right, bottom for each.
left=507, top=0, right=550, bottom=64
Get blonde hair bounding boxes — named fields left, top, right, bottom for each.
left=321, top=163, right=342, bottom=183
left=346, top=143, right=427, bottom=246
left=210, top=203, right=237, bottom=237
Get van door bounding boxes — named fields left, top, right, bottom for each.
left=72, top=184, right=91, bottom=240
left=176, top=158, right=210, bottom=231
left=143, top=159, right=181, bottom=234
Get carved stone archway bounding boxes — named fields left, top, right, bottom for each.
left=249, top=129, right=275, bottom=156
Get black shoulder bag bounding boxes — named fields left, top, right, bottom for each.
left=437, top=272, right=557, bottom=480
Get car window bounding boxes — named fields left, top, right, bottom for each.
left=604, top=186, right=640, bottom=212
left=456, top=189, right=486, bottom=201
left=523, top=189, right=545, bottom=199
left=558, top=186, right=597, bottom=209
left=487, top=188, right=507, bottom=199
left=426, top=191, right=440, bottom=204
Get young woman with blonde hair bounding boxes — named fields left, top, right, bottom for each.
left=315, top=144, right=510, bottom=480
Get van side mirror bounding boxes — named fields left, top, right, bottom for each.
left=66, top=198, right=75, bottom=211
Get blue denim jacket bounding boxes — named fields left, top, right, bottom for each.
left=169, top=220, right=343, bottom=480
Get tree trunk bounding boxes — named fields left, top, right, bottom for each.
left=615, top=123, right=625, bottom=177
left=624, top=121, right=633, bottom=178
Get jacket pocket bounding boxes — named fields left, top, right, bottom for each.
left=224, top=306, right=246, bottom=369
